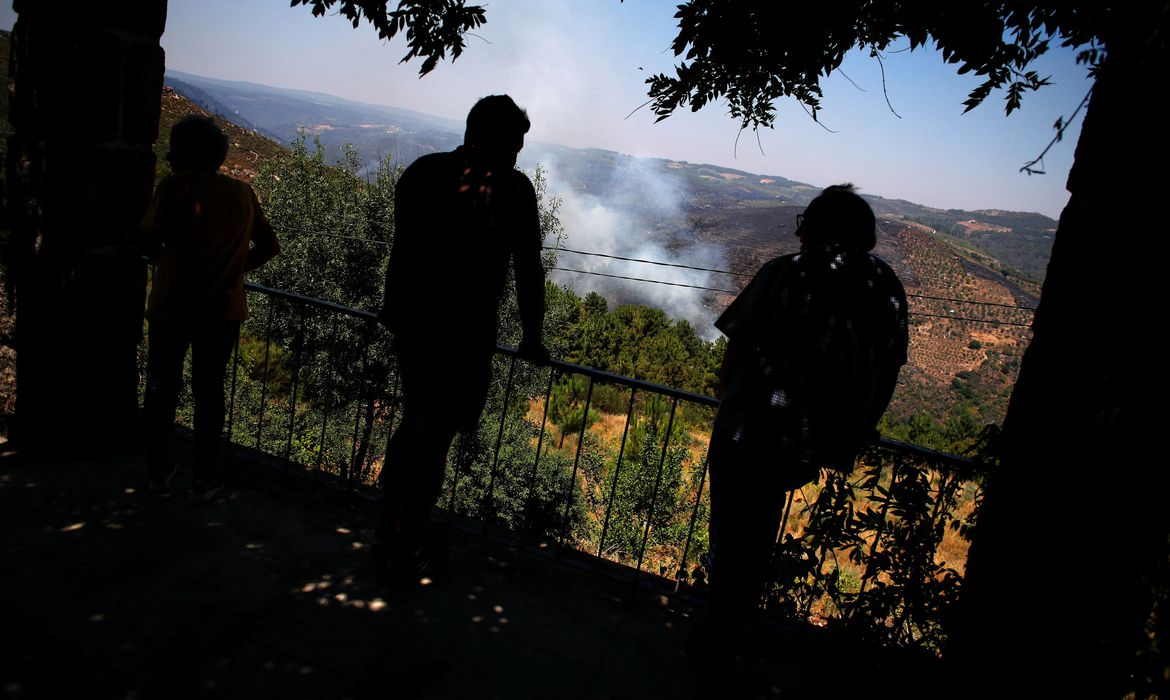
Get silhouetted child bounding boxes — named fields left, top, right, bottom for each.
left=142, top=116, right=279, bottom=500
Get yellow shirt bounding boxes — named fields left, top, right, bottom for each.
left=142, top=172, right=279, bottom=324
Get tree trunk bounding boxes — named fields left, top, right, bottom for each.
left=949, top=16, right=1168, bottom=697
left=7, top=1, right=167, bottom=452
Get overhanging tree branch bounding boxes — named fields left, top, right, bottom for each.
left=290, top=0, right=486, bottom=75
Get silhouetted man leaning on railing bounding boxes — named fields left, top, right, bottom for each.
left=696, top=184, right=908, bottom=678
left=142, top=116, right=280, bottom=501
left=377, top=95, right=549, bottom=581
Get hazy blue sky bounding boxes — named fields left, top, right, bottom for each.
left=3, top=2, right=1094, bottom=218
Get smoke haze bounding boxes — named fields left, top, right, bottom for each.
left=528, top=149, right=730, bottom=339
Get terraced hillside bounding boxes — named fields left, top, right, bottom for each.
left=155, top=86, right=285, bottom=184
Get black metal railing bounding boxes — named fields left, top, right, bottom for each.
left=170, top=281, right=987, bottom=650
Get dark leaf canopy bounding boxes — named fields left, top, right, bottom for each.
left=291, top=0, right=486, bottom=75
left=645, top=1, right=1111, bottom=129
left=293, top=1, right=1135, bottom=127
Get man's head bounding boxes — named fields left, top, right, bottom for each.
left=464, top=95, right=530, bottom=169
left=167, top=116, right=229, bottom=174
left=796, top=184, right=877, bottom=251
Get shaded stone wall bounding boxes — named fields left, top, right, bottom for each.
left=7, top=1, right=167, bottom=448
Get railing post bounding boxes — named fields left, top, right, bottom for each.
left=483, top=355, right=517, bottom=533
left=316, top=314, right=339, bottom=473
left=633, top=398, right=678, bottom=581
left=557, top=376, right=594, bottom=555
left=347, top=319, right=376, bottom=491
left=448, top=432, right=471, bottom=514
left=523, top=367, right=557, bottom=526
left=254, top=299, right=276, bottom=451
left=858, top=451, right=899, bottom=596
left=597, top=388, right=637, bottom=560
left=377, top=369, right=401, bottom=488
left=284, top=312, right=307, bottom=472
left=675, top=452, right=710, bottom=592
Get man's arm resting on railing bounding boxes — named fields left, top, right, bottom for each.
left=515, top=242, right=549, bottom=364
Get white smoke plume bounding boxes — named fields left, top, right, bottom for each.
left=529, top=150, right=730, bottom=339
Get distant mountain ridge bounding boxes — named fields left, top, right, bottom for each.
left=154, top=82, right=1041, bottom=427
left=164, top=69, right=1056, bottom=281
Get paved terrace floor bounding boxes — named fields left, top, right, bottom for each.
left=0, top=437, right=938, bottom=699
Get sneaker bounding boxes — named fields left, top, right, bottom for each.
left=192, top=481, right=226, bottom=503
left=148, top=464, right=178, bottom=494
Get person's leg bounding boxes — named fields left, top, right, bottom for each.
left=380, top=394, right=459, bottom=550
left=707, top=458, right=786, bottom=646
left=143, top=321, right=189, bottom=485
left=190, top=321, right=239, bottom=486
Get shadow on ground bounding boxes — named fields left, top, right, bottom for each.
left=0, top=438, right=938, bottom=699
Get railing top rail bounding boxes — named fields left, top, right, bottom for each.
left=244, top=281, right=980, bottom=473
left=246, top=282, right=379, bottom=321
left=495, top=344, right=720, bottom=407
left=245, top=281, right=715, bottom=405
left=873, top=436, right=976, bottom=470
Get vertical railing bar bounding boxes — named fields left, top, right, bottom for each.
left=764, top=487, right=799, bottom=605
left=810, top=474, right=848, bottom=612
left=893, top=452, right=933, bottom=640
left=858, top=450, right=899, bottom=595
left=226, top=320, right=242, bottom=444
left=254, top=300, right=276, bottom=450
left=557, top=376, right=594, bottom=555
left=804, top=476, right=838, bottom=618
left=892, top=456, right=953, bottom=639
left=597, top=388, right=638, bottom=560
left=284, top=311, right=307, bottom=472
left=675, top=450, right=710, bottom=592
left=347, top=320, right=375, bottom=491
left=779, top=488, right=797, bottom=539
left=448, top=433, right=469, bottom=514
left=523, top=367, right=557, bottom=524
left=316, top=314, right=339, bottom=473
left=926, top=458, right=951, bottom=536
left=362, top=370, right=388, bottom=482
left=376, top=369, right=401, bottom=489
left=483, top=355, right=518, bottom=534
left=633, top=398, right=678, bottom=581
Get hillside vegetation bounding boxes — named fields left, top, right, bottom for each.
left=155, top=87, right=284, bottom=184
left=156, top=82, right=1034, bottom=436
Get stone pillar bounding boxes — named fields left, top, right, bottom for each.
left=7, top=1, right=167, bottom=451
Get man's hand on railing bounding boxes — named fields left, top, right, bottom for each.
left=517, top=337, right=551, bottom=366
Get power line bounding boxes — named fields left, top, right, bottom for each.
left=907, top=292, right=1036, bottom=312
left=910, top=310, right=1033, bottom=328
left=549, top=267, right=738, bottom=294
left=548, top=246, right=753, bottom=277
left=551, top=246, right=1037, bottom=312
left=551, top=266, right=1034, bottom=327
left=276, top=227, right=1038, bottom=315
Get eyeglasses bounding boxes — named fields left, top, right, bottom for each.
left=796, top=214, right=805, bottom=229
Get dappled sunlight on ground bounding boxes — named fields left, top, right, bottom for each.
left=0, top=440, right=943, bottom=698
